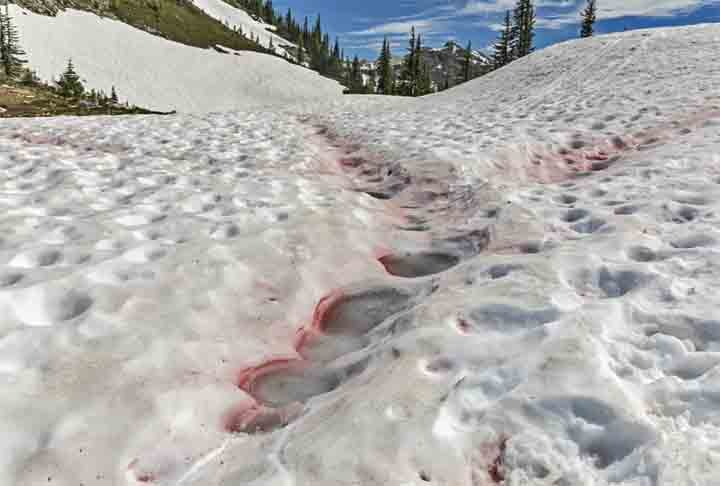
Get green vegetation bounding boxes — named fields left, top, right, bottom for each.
left=16, top=0, right=267, bottom=53
left=0, top=4, right=27, bottom=78
left=233, top=0, right=346, bottom=81
left=397, top=27, right=433, bottom=97
left=376, top=37, right=394, bottom=95
left=0, top=80, right=170, bottom=117
left=493, top=11, right=514, bottom=70
left=581, top=0, right=598, bottom=38
left=56, top=59, right=84, bottom=98
left=512, top=0, right=536, bottom=59
left=492, top=0, right=536, bottom=70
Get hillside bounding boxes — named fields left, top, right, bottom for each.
left=419, top=41, right=492, bottom=88
left=0, top=82, right=169, bottom=117
left=1, top=23, right=720, bottom=486
left=13, top=0, right=267, bottom=53
left=9, top=5, right=343, bottom=112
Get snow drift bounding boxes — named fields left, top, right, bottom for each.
left=1, top=22, right=720, bottom=486
left=9, top=5, right=342, bottom=112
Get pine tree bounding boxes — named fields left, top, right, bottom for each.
left=462, top=40, right=473, bottom=83
left=376, top=36, right=394, bottom=95
left=580, top=0, right=597, bottom=38
left=348, top=55, right=363, bottom=94
left=56, top=59, right=85, bottom=98
left=366, top=74, right=376, bottom=94
left=512, top=0, right=535, bottom=59
left=20, top=68, right=38, bottom=86
left=0, top=6, right=27, bottom=79
left=442, top=57, right=451, bottom=91
left=413, top=33, right=423, bottom=92
left=492, top=10, right=514, bottom=69
left=297, top=34, right=305, bottom=64
left=110, top=85, right=119, bottom=104
left=399, top=26, right=417, bottom=96
left=417, top=63, right=432, bottom=96
left=263, top=0, right=274, bottom=24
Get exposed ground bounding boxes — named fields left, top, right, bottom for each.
left=0, top=83, right=169, bottom=117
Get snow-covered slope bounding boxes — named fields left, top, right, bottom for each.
left=10, top=5, right=341, bottom=112
left=2, top=23, right=720, bottom=486
left=192, top=0, right=295, bottom=58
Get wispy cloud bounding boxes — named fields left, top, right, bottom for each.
left=344, top=0, right=717, bottom=52
left=351, top=0, right=715, bottom=35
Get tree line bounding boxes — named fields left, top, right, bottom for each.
left=346, top=29, right=478, bottom=96
left=236, top=0, right=346, bottom=80
left=342, top=0, right=599, bottom=96
left=492, top=0, right=597, bottom=70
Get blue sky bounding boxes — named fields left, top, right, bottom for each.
left=274, top=0, right=720, bottom=59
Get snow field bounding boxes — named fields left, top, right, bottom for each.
left=10, top=5, right=342, bottom=112
left=1, top=22, right=720, bottom=486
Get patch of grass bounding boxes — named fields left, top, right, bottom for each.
left=0, top=82, right=171, bottom=117
left=15, top=0, right=268, bottom=53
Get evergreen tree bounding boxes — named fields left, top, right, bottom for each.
left=111, top=86, right=119, bottom=104
left=376, top=36, right=394, bottom=95
left=512, top=0, right=535, bottom=59
left=56, top=59, right=85, bottom=98
left=297, top=34, right=305, bottom=64
left=284, top=8, right=293, bottom=34
left=20, top=68, right=38, bottom=86
left=413, top=32, right=423, bottom=89
left=366, top=73, right=376, bottom=94
left=0, top=6, right=27, bottom=79
left=442, top=57, right=451, bottom=91
left=462, top=40, right=473, bottom=83
left=263, top=0, right=274, bottom=24
left=400, top=26, right=418, bottom=96
left=580, top=0, right=597, bottom=38
left=492, top=10, right=514, bottom=69
left=348, top=55, right=363, bottom=93
left=417, top=63, right=432, bottom=95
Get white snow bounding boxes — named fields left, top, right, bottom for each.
left=191, top=0, right=296, bottom=58
left=2, top=22, right=720, bottom=486
left=9, top=6, right=342, bottom=112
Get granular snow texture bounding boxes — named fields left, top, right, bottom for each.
left=1, top=23, right=720, bottom=486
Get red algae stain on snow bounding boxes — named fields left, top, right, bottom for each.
left=226, top=290, right=348, bottom=434
left=309, top=289, right=346, bottom=334
left=293, top=289, right=348, bottom=356
left=222, top=401, right=302, bottom=434
left=235, top=358, right=306, bottom=395
left=127, top=459, right=157, bottom=484
left=487, top=437, right=508, bottom=484
left=470, top=437, right=509, bottom=485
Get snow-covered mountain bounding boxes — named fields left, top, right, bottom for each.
left=422, top=40, right=492, bottom=87
left=2, top=22, right=720, bottom=486
left=9, top=3, right=342, bottom=112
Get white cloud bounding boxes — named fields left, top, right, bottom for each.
left=345, top=0, right=717, bottom=46
left=350, top=19, right=441, bottom=35
left=596, top=0, right=718, bottom=18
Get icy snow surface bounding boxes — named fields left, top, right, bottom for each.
left=9, top=6, right=342, bottom=112
left=2, top=24, right=720, bottom=486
